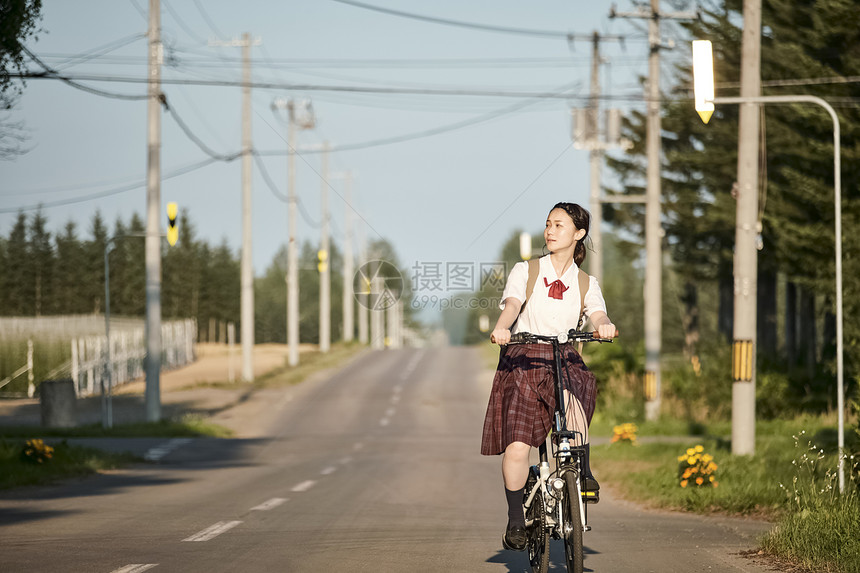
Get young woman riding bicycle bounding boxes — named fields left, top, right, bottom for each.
left=480, top=202, right=617, bottom=552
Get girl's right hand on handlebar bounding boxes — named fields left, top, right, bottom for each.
left=490, top=328, right=511, bottom=345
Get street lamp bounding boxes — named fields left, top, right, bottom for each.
left=693, top=39, right=846, bottom=492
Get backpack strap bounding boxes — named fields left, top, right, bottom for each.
left=576, top=269, right=589, bottom=330
left=519, top=258, right=541, bottom=315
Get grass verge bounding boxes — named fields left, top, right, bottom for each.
left=0, top=414, right=233, bottom=439
left=197, top=341, right=367, bottom=390
left=592, top=414, right=860, bottom=572
left=0, top=438, right=139, bottom=490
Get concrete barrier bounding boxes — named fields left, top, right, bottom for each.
left=40, top=379, right=77, bottom=428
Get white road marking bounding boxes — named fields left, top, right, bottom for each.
left=393, top=385, right=402, bottom=393
left=379, top=418, right=390, bottom=427
left=339, top=456, right=353, bottom=464
left=399, top=351, right=425, bottom=380
left=250, top=498, right=287, bottom=511
left=183, top=521, right=242, bottom=542
left=391, top=394, right=400, bottom=404
left=291, top=480, right=316, bottom=492
left=353, top=442, right=364, bottom=451
left=320, top=466, right=336, bottom=476
left=144, top=438, right=193, bottom=462
left=110, top=565, right=158, bottom=573
left=385, top=407, right=396, bottom=417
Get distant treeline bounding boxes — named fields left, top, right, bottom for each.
left=0, top=209, right=409, bottom=344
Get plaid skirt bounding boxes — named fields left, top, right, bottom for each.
left=480, top=343, right=597, bottom=456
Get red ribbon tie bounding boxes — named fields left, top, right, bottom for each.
left=544, top=277, right=568, bottom=300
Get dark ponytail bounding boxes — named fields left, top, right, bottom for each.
left=549, top=202, right=591, bottom=267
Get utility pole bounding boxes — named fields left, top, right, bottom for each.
left=211, top=34, right=261, bottom=382
left=144, top=0, right=162, bottom=422
left=370, top=272, right=384, bottom=350
left=357, top=223, right=369, bottom=344
left=571, top=31, right=630, bottom=284
left=731, top=0, right=762, bottom=456
left=240, top=32, right=254, bottom=382
left=270, top=99, right=315, bottom=366
left=610, top=1, right=698, bottom=421
left=588, top=32, right=604, bottom=283
left=319, top=142, right=331, bottom=353
left=342, top=172, right=354, bottom=343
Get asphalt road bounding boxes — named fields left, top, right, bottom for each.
left=0, top=346, right=774, bottom=572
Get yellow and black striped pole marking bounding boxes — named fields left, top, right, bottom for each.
left=166, top=202, right=178, bottom=246
left=644, top=371, right=657, bottom=401
left=732, top=340, right=754, bottom=382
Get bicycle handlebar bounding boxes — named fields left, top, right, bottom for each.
left=507, top=329, right=613, bottom=345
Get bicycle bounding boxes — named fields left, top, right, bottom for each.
left=505, top=328, right=612, bottom=573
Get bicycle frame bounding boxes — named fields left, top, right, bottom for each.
left=508, top=329, right=609, bottom=573
left=521, top=335, right=589, bottom=535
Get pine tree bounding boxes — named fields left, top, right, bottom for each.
left=29, top=209, right=54, bottom=317
left=85, top=211, right=108, bottom=314
left=3, top=212, right=30, bottom=315
left=54, top=221, right=87, bottom=314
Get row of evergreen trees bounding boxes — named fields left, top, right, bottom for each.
left=603, top=0, right=859, bottom=406
left=0, top=209, right=408, bottom=344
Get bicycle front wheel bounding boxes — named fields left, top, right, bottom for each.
left=525, top=474, right=550, bottom=573
left=562, top=470, right=584, bottom=573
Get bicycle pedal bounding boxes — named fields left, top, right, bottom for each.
left=581, top=490, right=600, bottom=504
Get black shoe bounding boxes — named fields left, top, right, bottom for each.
left=582, top=473, right=600, bottom=504
left=502, top=523, right=527, bottom=552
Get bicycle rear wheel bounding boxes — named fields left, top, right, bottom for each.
left=562, top=470, right=584, bottom=573
left=525, top=473, right=550, bottom=573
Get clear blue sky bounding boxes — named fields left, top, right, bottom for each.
left=1, top=1, right=691, bottom=316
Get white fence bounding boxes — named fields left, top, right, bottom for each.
left=70, top=319, right=197, bottom=397
left=0, top=315, right=143, bottom=340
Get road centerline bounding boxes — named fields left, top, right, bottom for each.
left=291, top=480, right=317, bottom=492
left=182, top=521, right=243, bottom=542
left=250, top=498, right=287, bottom=511
left=109, top=565, right=158, bottom=573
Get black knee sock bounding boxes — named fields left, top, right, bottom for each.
left=583, top=443, right=593, bottom=477
left=505, top=487, right=525, bottom=528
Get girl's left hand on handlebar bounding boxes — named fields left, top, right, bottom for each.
left=597, top=323, right=618, bottom=339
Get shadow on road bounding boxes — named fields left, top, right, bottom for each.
left=485, top=541, right=599, bottom=572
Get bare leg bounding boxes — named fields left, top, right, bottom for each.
left=502, top=441, right=531, bottom=490
left=562, top=388, right=589, bottom=445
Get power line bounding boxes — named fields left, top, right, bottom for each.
left=17, top=69, right=612, bottom=100
left=163, top=94, right=241, bottom=161
left=126, top=0, right=146, bottom=21
left=329, top=0, right=631, bottom=42
left=22, top=47, right=147, bottom=101
left=163, top=0, right=209, bottom=45
left=51, top=33, right=147, bottom=71
left=260, top=82, right=582, bottom=155
left=192, top=0, right=225, bottom=40
left=0, top=158, right=227, bottom=214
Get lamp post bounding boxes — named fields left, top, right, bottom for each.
left=693, top=40, right=845, bottom=491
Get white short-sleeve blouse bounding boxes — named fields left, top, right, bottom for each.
left=500, top=255, right=607, bottom=336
